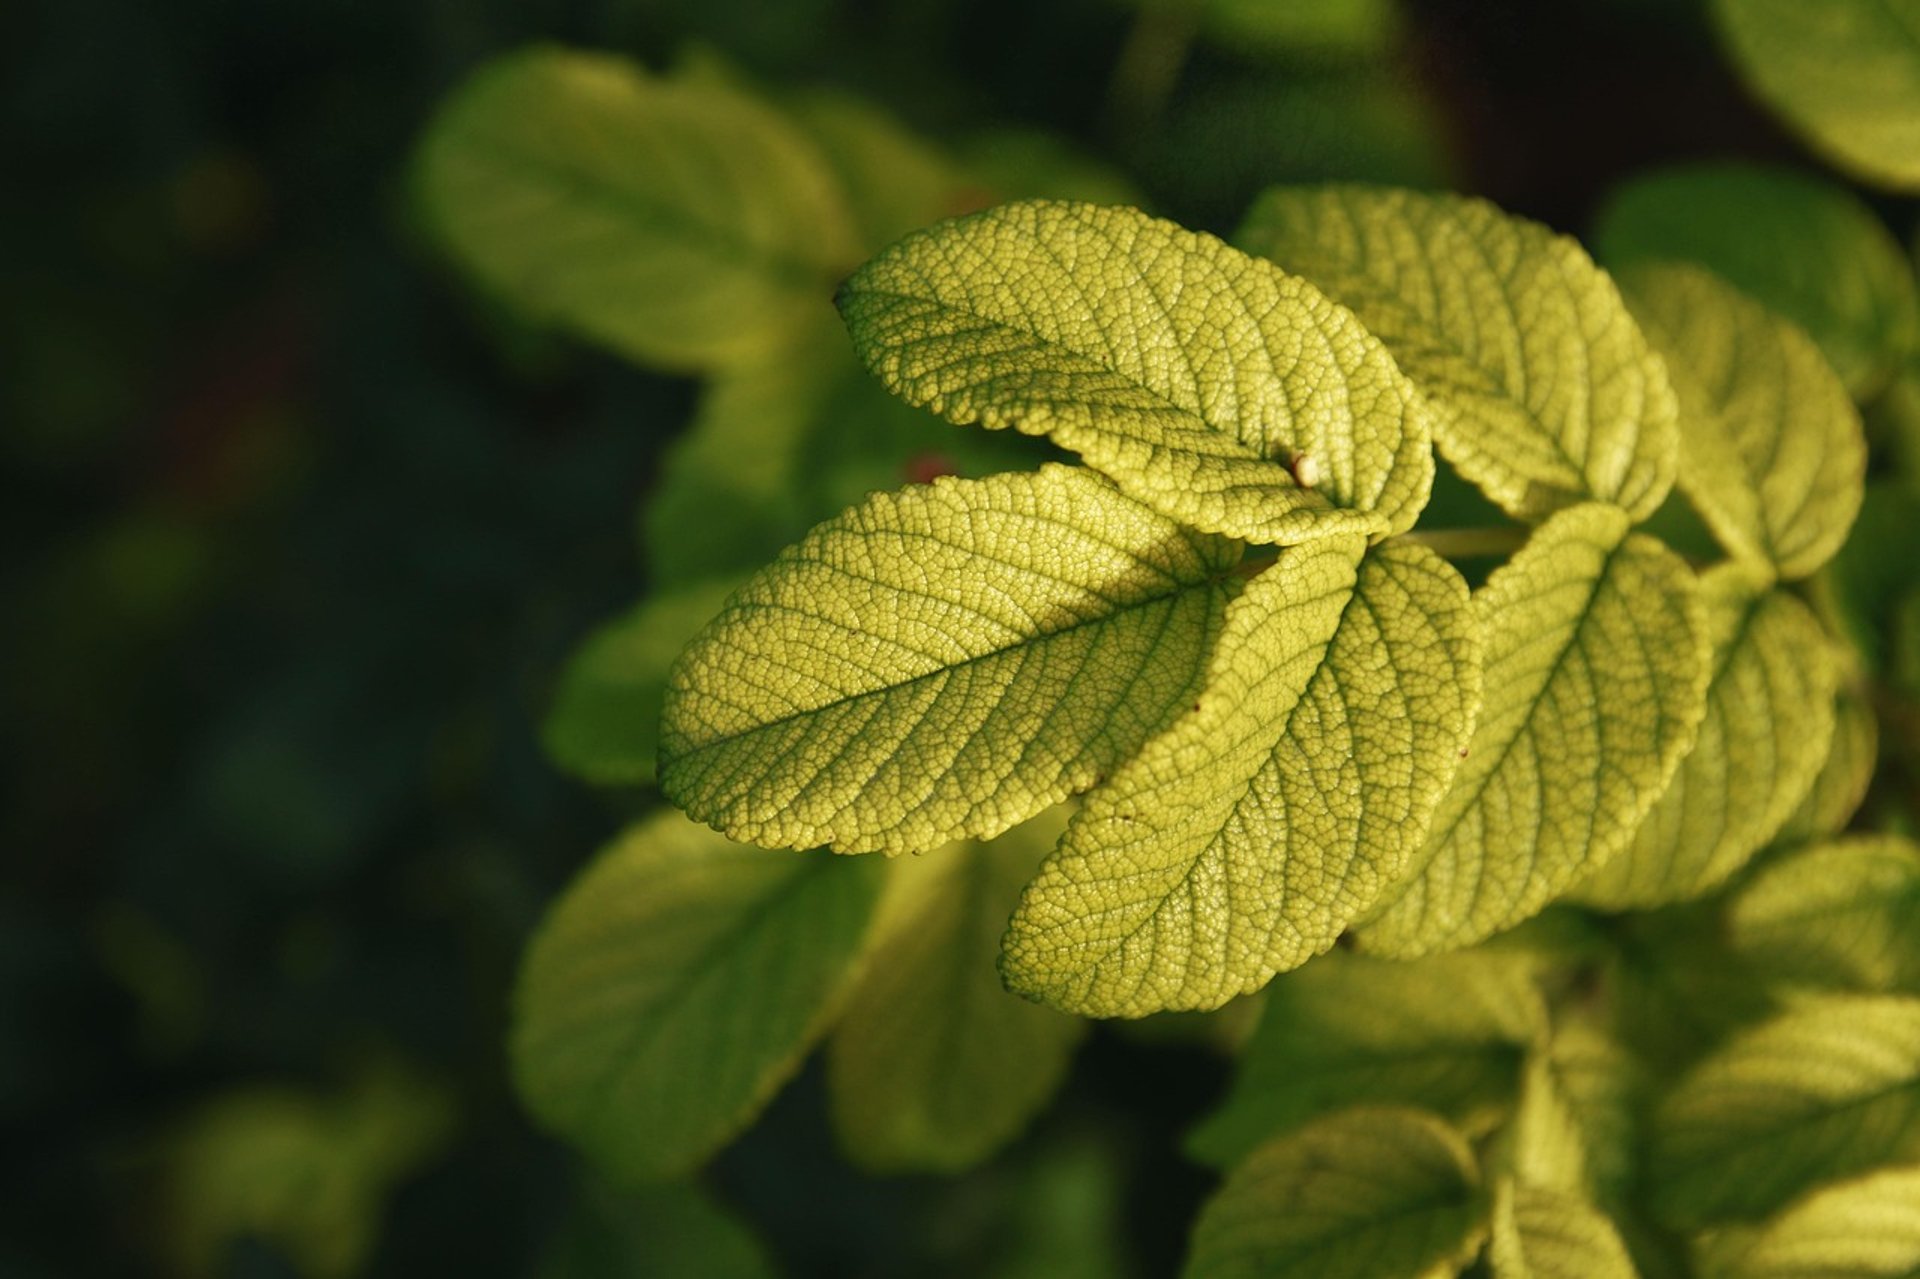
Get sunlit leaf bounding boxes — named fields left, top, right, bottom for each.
left=1490, top=1182, right=1637, bottom=1279
left=1240, top=185, right=1678, bottom=522
left=1002, top=538, right=1478, bottom=1016
left=1183, top=1107, right=1486, bottom=1279
left=1359, top=503, right=1710, bottom=955
left=1728, top=835, right=1920, bottom=994
left=838, top=200, right=1435, bottom=544
left=660, top=466, right=1238, bottom=854
left=1698, top=1166, right=1920, bottom=1279
left=827, top=809, right=1086, bottom=1171
left=1773, top=683, right=1879, bottom=845
left=512, top=813, right=883, bottom=1183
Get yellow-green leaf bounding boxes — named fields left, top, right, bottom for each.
left=1712, top=0, right=1920, bottom=192
left=659, top=465, right=1238, bottom=854
left=416, top=48, right=860, bottom=371
left=1000, top=537, right=1479, bottom=1016
left=542, top=578, right=744, bottom=786
left=1510, top=1023, right=1645, bottom=1207
left=1183, top=1107, right=1486, bottom=1279
left=511, top=813, right=883, bottom=1183
left=1359, top=503, right=1710, bottom=956
left=837, top=200, right=1434, bottom=544
left=826, top=808, right=1086, bottom=1172
left=1491, top=1182, right=1638, bottom=1279
left=1698, top=1166, right=1920, bottom=1279
left=1238, top=185, right=1678, bottom=522
left=1728, top=836, right=1920, bottom=994
left=1774, top=683, right=1879, bottom=845
left=1651, top=994, right=1920, bottom=1226
left=1619, top=263, right=1866, bottom=580
left=1593, top=163, right=1920, bottom=399
left=1187, top=949, right=1546, bottom=1168
left=790, top=88, right=976, bottom=250
left=1571, top=569, right=1839, bottom=908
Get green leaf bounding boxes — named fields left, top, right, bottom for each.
left=1698, top=1166, right=1920, bottom=1279
left=1712, top=0, right=1920, bottom=191
left=540, top=1180, right=774, bottom=1279
left=826, top=808, right=1086, bottom=1171
left=1183, top=0, right=1402, bottom=62
left=790, top=88, right=977, bottom=250
left=1186, top=949, right=1546, bottom=1169
left=415, top=48, right=860, bottom=372
left=837, top=200, right=1435, bottom=544
left=511, top=813, right=884, bottom=1183
left=1509, top=1023, right=1645, bottom=1208
left=1651, top=993, right=1920, bottom=1226
left=1183, top=1107, right=1487, bottom=1279
left=957, top=129, right=1143, bottom=209
left=1359, top=503, right=1710, bottom=956
left=1618, top=263, right=1866, bottom=581
left=1592, top=163, right=1920, bottom=398
left=1728, top=836, right=1920, bottom=994
left=1490, top=1182, right=1638, bottom=1279
left=660, top=465, right=1238, bottom=854
left=542, top=578, right=745, bottom=786
left=1813, top=482, right=1920, bottom=673
left=1238, top=186, right=1678, bottom=523
left=1774, top=683, right=1879, bottom=845
left=1001, top=537, right=1479, bottom=1015
left=1570, top=569, right=1839, bottom=908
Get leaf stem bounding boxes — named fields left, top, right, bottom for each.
left=1394, top=526, right=1530, bottom=561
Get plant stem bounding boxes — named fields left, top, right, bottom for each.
left=1394, top=526, right=1529, bottom=560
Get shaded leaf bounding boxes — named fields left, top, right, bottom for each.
left=1490, top=1182, right=1638, bottom=1279
left=1619, top=263, right=1866, bottom=580
left=1359, top=503, right=1710, bottom=955
left=1002, top=538, right=1478, bottom=1015
left=827, top=808, right=1086, bottom=1171
left=511, top=813, right=884, bottom=1183
left=1510, top=1023, right=1645, bottom=1208
left=1183, top=1107, right=1486, bottom=1279
left=1239, top=185, right=1678, bottom=522
left=539, top=1180, right=773, bottom=1279
left=1572, top=569, right=1838, bottom=907
left=660, top=466, right=1238, bottom=854
left=1698, top=1166, right=1920, bottom=1279
left=1187, top=948, right=1545, bottom=1168
left=1651, top=994, right=1920, bottom=1226
left=1728, top=835, right=1920, bottom=993
left=838, top=200, right=1434, bottom=544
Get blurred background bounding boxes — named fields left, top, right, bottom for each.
left=4, top=0, right=1913, bottom=1274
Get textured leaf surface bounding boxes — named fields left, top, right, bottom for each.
left=1729, top=836, right=1920, bottom=994
left=1238, top=185, right=1678, bottom=522
left=1187, top=949, right=1545, bottom=1168
left=1359, top=503, right=1709, bottom=956
left=1699, top=1166, right=1920, bottom=1279
left=837, top=200, right=1434, bottom=544
left=512, top=813, right=883, bottom=1183
left=1593, top=163, right=1920, bottom=397
left=660, top=466, right=1238, bottom=854
left=417, top=49, right=859, bottom=370
left=1713, top=0, right=1920, bottom=191
left=543, top=578, right=743, bottom=786
left=1184, top=1108, right=1485, bottom=1279
left=1572, top=570, right=1838, bottom=908
left=1002, top=538, right=1478, bottom=1015
left=1620, top=263, right=1865, bottom=580
left=1490, top=1182, right=1637, bottom=1279
left=826, top=809, right=1085, bottom=1171
left=1651, top=994, right=1920, bottom=1225
left=1775, top=684, right=1879, bottom=845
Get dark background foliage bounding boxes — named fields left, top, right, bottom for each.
left=2, top=0, right=1900, bottom=1274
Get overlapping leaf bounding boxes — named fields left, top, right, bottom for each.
left=1712, top=0, right=1920, bottom=191
left=659, top=465, right=1240, bottom=854
left=1183, top=1108, right=1486, bottom=1279
left=1490, top=1182, right=1637, bottom=1279
left=1620, top=262, right=1866, bottom=580
left=1774, top=684, right=1878, bottom=845
left=1572, top=568, right=1838, bottom=908
left=1651, top=994, right=1920, bottom=1225
left=512, top=813, right=884, bottom=1183
left=827, top=808, right=1085, bottom=1171
left=1509, top=1023, right=1644, bottom=1208
left=836, top=200, right=1435, bottom=544
left=416, top=48, right=860, bottom=371
left=1187, top=949, right=1544, bottom=1167
left=1359, top=503, right=1710, bottom=956
left=1238, top=185, right=1678, bottom=522
left=1000, top=537, right=1476, bottom=1015
left=1729, top=836, right=1920, bottom=993
left=1698, top=1166, right=1920, bottom=1279
left=1593, top=163, right=1920, bottom=397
